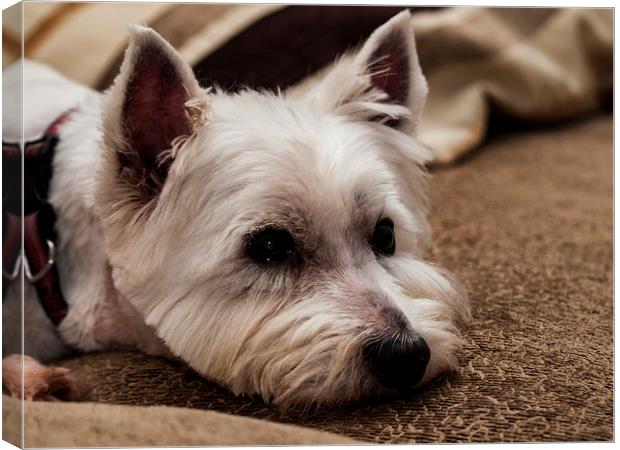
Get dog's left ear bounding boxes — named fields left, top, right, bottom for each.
left=300, top=11, right=427, bottom=134
left=357, top=10, right=427, bottom=131
left=102, top=25, right=202, bottom=196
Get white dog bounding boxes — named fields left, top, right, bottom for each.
left=2, top=11, right=469, bottom=409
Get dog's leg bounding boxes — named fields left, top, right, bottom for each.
left=2, top=354, right=89, bottom=401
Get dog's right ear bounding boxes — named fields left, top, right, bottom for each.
left=101, top=25, right=202, bottom=200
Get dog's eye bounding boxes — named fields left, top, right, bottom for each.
left=247, top=228, right=296, bottom=264
left=371, top=218, right=395, bottom=256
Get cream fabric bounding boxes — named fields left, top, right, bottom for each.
left=4, top=5, right=611, bottom=163
left=411, top=8, right=612, bottom=163
left=2, top=395, right=357, bottom=447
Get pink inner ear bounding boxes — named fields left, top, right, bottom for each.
left=369, top=30, right=410, bottom=107
left=122, top=42, right=192, bottom=181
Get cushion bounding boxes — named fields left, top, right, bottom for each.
left=50, top=113, right=613, bottom=444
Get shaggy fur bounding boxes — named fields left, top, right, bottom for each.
left=3, top=11, right=469, bottom=408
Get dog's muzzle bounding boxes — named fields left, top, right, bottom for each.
left=363, top=332, right=430, bottom=390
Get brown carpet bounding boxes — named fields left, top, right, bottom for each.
left=55, top=113, right=613, bottom=443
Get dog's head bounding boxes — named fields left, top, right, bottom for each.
left=95, top=11, right=469, bottom=409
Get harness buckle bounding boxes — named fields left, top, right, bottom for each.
left=23, top=239, right=56, bottom=283
left=2, top=254, right=22, bottom=281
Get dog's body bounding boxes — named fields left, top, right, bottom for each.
left=3, top=60, right=169, bottom=361
left=3, top=11, right=469, bottom=408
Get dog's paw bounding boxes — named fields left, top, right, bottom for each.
left=2, top=354, right=89, bottom=401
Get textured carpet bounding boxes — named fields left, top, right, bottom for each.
left=55, top=113, right=613, bottom=443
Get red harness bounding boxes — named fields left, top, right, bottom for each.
left=2, top=110, right=74, bottom=326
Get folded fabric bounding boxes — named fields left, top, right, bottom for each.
left=411, top=7, right=612, bottom=163
left=5, top=5, right=611, bottom=163
left=2, top=395, right=357, bottom=447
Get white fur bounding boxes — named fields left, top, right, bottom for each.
left=3, top=11, right=469, bottom=408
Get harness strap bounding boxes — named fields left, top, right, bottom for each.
left=2, top=109, right=74, bottom=326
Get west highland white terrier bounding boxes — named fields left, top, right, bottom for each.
left=2, top=11, right=469, bottom=408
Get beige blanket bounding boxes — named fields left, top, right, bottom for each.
left=4, top=5, right=612, bottom=163
left=2, top=395, right=357, bottom=447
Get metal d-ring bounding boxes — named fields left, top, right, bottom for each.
left=2, top=254, right=22, bottom=281
left=23, top=239, right=56, bottom=283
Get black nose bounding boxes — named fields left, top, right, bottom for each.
left=363, top=333, right=431, bottom=390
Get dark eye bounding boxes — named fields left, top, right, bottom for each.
left=247, top=228, right=296, bottom=264
left=371, top=218, right=395, bottom=256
